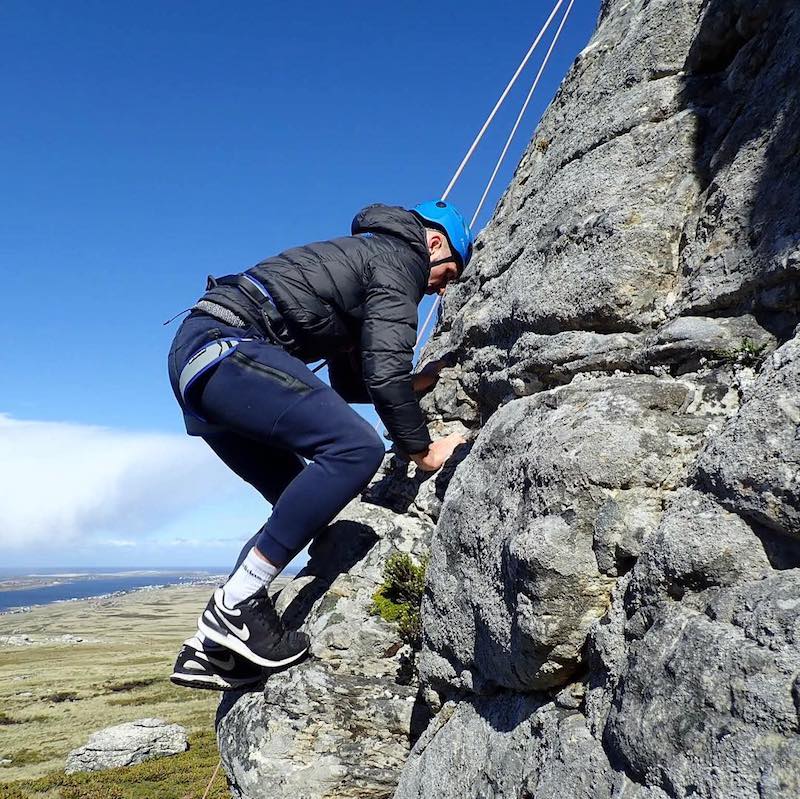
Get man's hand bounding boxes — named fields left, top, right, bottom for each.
left=410, top=432, right=467, bottom=472
left=411, top=354, right=456, bottom=393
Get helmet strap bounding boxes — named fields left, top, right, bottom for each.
left=429, top=256, right=463, bottom=276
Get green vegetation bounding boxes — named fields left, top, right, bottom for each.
left=0, top=583, right=243, bottom=786
left=725, top=337, right=770, bottom=367
left=370, top=552, right=428, bottom=648
left=0, top=731, right=227, bottom=799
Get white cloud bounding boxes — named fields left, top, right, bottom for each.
left=0, top=413, right=244, bottom=549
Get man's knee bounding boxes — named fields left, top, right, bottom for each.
left=348, top=428, right=386, bottom=478
left=364, top=433, right=387, bottom=473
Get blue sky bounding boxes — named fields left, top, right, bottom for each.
left=1, top=0, right=601, bottom=568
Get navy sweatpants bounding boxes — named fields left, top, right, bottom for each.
left=168, top=312, right=386, bottom=569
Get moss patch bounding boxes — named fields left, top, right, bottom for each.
left=369, top=553, right=427, bottom=648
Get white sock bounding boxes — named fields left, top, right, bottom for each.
left=222, top=548, right=281, bottom=607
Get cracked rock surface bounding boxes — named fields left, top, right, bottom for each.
left=396, top=0, right=800, bottom=797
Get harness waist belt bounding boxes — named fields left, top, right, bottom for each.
left=199, top=272, right=297, bottom=351
left=178, top=337, right=252, bottom=419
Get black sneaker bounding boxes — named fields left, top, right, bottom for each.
left=197, top=586, right=310, bottom=668
left=169, top=636, right=264, bottom=691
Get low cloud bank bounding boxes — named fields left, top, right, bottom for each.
left=0, top=413, right=241, bottom=549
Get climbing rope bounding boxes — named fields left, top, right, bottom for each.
left=373, top=0, right=572, bottom=434
left=441, top=0, right=566, bottom=202
left=409, top=0, right=575, bottom=372
left=470, top=0, right=576, bottom=228
left=201, top=758, right=222, bottom=799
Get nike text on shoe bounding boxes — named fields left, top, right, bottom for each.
left=169, top=636, right=264, bottom=691
left=197, top=587, right=310, bottom=668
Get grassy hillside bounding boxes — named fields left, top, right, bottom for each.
left=0, top=580, right=284, bottom=797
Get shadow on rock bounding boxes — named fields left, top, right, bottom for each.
left=214, top=651, right=315, bottom=730
left=678, top=0, right=800, bottom=339
left=363, top=443, right=473, bottom=517
left=279, top=519, right=379, bottom=630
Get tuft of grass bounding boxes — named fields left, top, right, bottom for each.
left=724, top=337, right=770, bottom=367
left=103, top=678, right=157, bottom=694
left=0, top=731, right=227, bottom=799
left=369, top=553, right=427, bottom=649
left=42, top=692, right=78, bottom=704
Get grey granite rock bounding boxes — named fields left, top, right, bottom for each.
left=605, top=539, right=800, bottom=796
left=218, top=662, right=419, bottom=799
left=675, top=1, right=800, bottom=337
left=65, top=718, right=187, bottom=774
left=694, top=333, right=800, bottom=538
left=419, top=374, right=711, bottom=696
left=217, top=491, right=437, bottom=799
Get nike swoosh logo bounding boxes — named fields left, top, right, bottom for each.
left=217, top=611, right=250, bottom=641
left=199, top=651, right=236, bottom=670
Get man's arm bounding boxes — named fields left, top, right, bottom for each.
left=328, top=349, right=371, bottom=403
left=360, top=259, right=432, bottom=455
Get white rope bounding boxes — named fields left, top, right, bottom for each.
left=441, top=0, right=565, bottom=201
left=371, top=2, right=573, bottom=435
left=201, top=759, right=222, bottom=799
left=410, top=0, right=576, bottom=373
left=471, top=0, right=576, bottom=228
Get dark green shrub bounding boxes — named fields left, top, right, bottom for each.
left=369, top=552, right=427, bottom=648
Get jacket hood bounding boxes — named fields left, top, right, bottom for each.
left=351, top=204, right=430, bottom=263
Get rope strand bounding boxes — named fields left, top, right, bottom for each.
left=441, top=0, right=565, bottom=201
left=201, top=759, right=222, bottom=799
left=471, top=0, right=576, bottom=228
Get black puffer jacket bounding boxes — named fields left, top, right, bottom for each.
left=200, top=204, right=433, bottom=454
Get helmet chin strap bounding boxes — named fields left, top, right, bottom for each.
left=429, top=256, right=459, bottom=269
left=429, top=256, right=463, bottom=279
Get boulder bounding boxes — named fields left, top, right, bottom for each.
left=65, top=718, right=187, bottom=774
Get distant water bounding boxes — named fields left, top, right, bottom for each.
left=0, top=568, right=226, bottom=613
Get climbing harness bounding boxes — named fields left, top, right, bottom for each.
left=178, top=337, right=251, bottom=419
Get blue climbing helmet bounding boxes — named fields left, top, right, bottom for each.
left=411, top=200, right=474, bottom=273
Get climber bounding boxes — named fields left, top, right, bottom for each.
left=167, top=201, right=473, bottom=690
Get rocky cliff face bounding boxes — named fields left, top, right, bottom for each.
left=217, top=0, right=800, bottom=796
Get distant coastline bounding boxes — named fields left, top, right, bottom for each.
left=0, top=569, right=226, bottom=614
left=0, top=566, right=302, bottom=614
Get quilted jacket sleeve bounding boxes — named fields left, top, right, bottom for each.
left=360, top=258, right=432, bottom=454
left=328, top=350, right=371, bottom=404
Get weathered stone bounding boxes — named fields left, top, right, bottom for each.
left=419, top=374, right=711, bottom=696
left=604, top=573, right=800, bottom=797
left=395, top=693, right=660, bottom=799
left=218, top=492, right=436, bottom=798
left=65, top=718, right=187, bottom=774
left=675, top=1, right=800, bottom=337
left=694, top=333, right=800, bottom=539
left=218, top=662, right=419, bottom=799
left=626, top=488, right=773, bottom=610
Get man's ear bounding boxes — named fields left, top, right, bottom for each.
left=428, top=231, right=445, bottom=255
